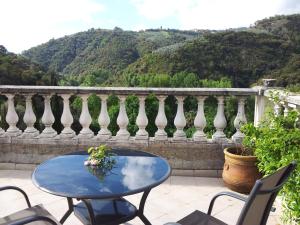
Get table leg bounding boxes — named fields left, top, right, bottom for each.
left=60, top=197, right=74, bottom=224
left=137, top=189, right=152, bottom=225
left=81, top=199, right=96, bottom=225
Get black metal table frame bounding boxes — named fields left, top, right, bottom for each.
left=32, top=150, right=171, bottom=225
left=59, top=188, right=152, bottom=225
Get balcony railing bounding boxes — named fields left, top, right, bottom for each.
left=0, top=85, right=258, bottom=144
left=0, top=85, right=299, bottom=173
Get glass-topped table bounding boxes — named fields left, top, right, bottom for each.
left=32, top=149, right=171, bottom=225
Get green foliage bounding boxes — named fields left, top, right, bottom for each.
left=242, top=111, right=300, bottom=223
left=86, top=144, right=115, bottom=167
left=126, top=30, right=295, bottom=87
left=0, top=46, right=59, bottom=85
left=23, top=29, right=199, bottom=78
left=22, top=14, right=300, bottom=88
left=59, top=69, right=111, bottom=86
left=121, top=71, right=232, bottom=88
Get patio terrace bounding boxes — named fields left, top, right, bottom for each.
left=0, top=85, right=262, bottom=174
left=0, top=85, right=299, bottom=225
left=0, top=170, right=282, bottom=225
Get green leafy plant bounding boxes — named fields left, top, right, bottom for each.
left=84, top=144, right=116, bottom=168
left=240, top=123, right=261, bottom=156
left=242, top=111, right=300, bottom=223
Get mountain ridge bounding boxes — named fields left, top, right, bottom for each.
left=21, top=14, right=300, bottom=88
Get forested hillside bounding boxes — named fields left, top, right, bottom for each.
left=21, top=14, right=300, bottom=88
left=0, top=45, right=57, bottom=85
left=23, top=28, right=201, bottom=77
left=124, top=14, right=300, bottom=87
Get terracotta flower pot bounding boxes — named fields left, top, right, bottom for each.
left=222, top=147, right=262, bottom=194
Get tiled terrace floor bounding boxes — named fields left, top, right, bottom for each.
left=0, top=170, right=283, bottom=225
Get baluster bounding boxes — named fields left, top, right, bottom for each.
left=212, top=96, right=227, bottom=142
left=116, top=96, right=130, bottom=140
left=135, top=96, right=149, bottom=140
left=193, top=96, right=207, bottom=142
left=60, top=94, right=75, bottom=139
left=39, top=94, right=57, bottom=138
left=232, top=97, right=247, bottom=143
left=21, top=94, right=39, bottom=138
left=283, top=102, right=289, bottom=117
left=5, top=94, right=21, bottom=137
left=97, top=95, right=111, bottom=140
left=78, top=94, right=94, bottom=139
left=173, top=96, right=186, bottom=141
left=154, top=95, right=168, bottom=141
left=274, top=102, right=281, bottom=117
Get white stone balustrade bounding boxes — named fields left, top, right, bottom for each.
left=5, top=94, right=21, bottom=137
left=155, top=95, right=168, bottom=141
left=212, top=96, right=227, bottom=142
left=21, top=94, right=39, bottom=138
left=97, top=95, right=111, bottom=140
left=116, top=95, right=130, bottom=140
left=78, top=94, right=94, bottom=139
left=0, top=85, right=266, bottom=144
left=173, top=96, right=187, bottom=141
left=193, top=96, right=207, bottom=142
left=135, top=96, right=149, bottom=140
left=264, top=89, right=300, bottom=117
left=60, top=94, right=75, bottom=139
left=39, top=94, right=57, bottom=139
left=232, top=97, right=247, bottom=143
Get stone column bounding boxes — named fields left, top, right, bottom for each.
left=116, top=95, right=130, bottom=140
left=135, top=96, right=149, bottom=140
left=39, top=94, right=57, bottom=138
left=232, top=97, right=247, bottom=144
left=254, top=87, right=266, bottom=127
left=274, top=102, right=281, bottom=117
left=154, top=95, right=168, bottom=141
left=97, top=95, right=111, bottom=140
left=21, top=94, right=39, bottom=138
left=5, top=94, right=22, bottom=137
left=283, top=102, right=289, bottom=117
left=212, top=96, right=227, bottom=142
left=173, top=96, right=186, bottom=141
left=254, top=96, right=265, bottom=126
left=60, top=94, right=75, bottom=139
left=78, top=94, right=94, bottom=139
left=193, top=96, right=207, bottom=142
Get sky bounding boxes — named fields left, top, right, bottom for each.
left=0, top=0, right=300, bottom=53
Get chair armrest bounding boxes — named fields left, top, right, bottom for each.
left=207, top=191, right=247, bottom=215
left=8, top=215, right=60, bottom=225
left=0, top=186, right=31, bottom=208
left=207, top=191, right=276, bottom=215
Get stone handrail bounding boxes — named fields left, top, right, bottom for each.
left=264, top=89, right=300, bottom=116
left=0, top=85, right=259, bottom=144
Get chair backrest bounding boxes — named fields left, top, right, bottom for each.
left=236, top=161, right=297, bottom=225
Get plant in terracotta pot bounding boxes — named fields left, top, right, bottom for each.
left=222, top=123, right=262, bottom=194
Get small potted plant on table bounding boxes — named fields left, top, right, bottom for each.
left=84, top=144, right=115, bottom=167
left=84, top=145, right=116, bottom=180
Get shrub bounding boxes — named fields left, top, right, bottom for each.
left=242, top=111, right=300, bottom=223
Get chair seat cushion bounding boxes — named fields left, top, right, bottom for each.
left=176, top=210, right=228, bottom=225
left=0, top=205, right=61, bottom=225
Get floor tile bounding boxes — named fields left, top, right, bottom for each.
left=0, top=170, right=285, bottom=225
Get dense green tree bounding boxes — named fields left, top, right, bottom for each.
left=0, top=47, right=58, bottom=85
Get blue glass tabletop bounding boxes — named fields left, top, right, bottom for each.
left=32, top=149, right=171, bottom=199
